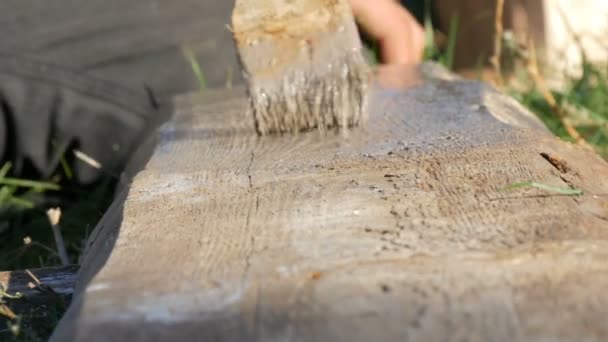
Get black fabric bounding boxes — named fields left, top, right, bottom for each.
left=0, top=0, right=239, bottom=183
left=0, top=0, right=239, bottom=97
left=0, top=53, right=160, bottom=184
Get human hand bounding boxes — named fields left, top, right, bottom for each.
left=349, top=0, right=425, bottom=65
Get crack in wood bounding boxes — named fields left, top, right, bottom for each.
left=559, top=175, right=577, bottom=189
left=242, top=213, right=255, bottom=284
left=589, top=211, right=608, bottom=222
left=541, top=152, right=571, bottom=174
left=540, top=152, right=582, bottom=191
left=246, top=151, right=255, bottom=190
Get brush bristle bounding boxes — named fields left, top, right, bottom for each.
left=248, top=52, right=371, bottom=135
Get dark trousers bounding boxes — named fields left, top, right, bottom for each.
left=0, top=1, right=239, bottom=183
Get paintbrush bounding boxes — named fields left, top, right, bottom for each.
left=231, top=0, right=371, bottom=135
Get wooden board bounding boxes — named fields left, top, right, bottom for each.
left=0, top=266, right=78, bottom=298
left=51, top=64, right=608, bottom=342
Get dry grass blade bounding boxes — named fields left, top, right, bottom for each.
left=524, top=40, right=592, bottom=147
left=0, top=284, right=21, bottom=321
left=0, top=304, right=17, bottom=320
left=47, top=208, right=70, bottom=266
left=490, top=0, right=505, bottom=86
left=74, top=150, right=102, bottom=170
left=24, top=269, right=41, bottom=288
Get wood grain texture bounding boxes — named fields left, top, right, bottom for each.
left=52, top=64, right=608, bottom=342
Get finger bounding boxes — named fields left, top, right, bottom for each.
left=350, top=0, right=425, bottom=64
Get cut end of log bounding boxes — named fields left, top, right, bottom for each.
left=232, top=0, right=371, bottom=135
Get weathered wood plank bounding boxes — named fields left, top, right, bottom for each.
left=52, top=64, right=608, bottom=342
left=0, top=266, right=78, bottom=298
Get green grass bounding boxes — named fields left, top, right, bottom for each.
left=421, top=12, right=608, bottom=160
left=0, top=178, right=114, bottom=270
left=508, top=58, right=608, bottom=158
left=0, top=159, right=115, bottom=340
left=422, top=0, right=459, bottom=70
left=502, top=181, right=584, bottom=196
left=0, top=163, right=61, bottom=211
left=182, top=45, right=207, bottom=92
